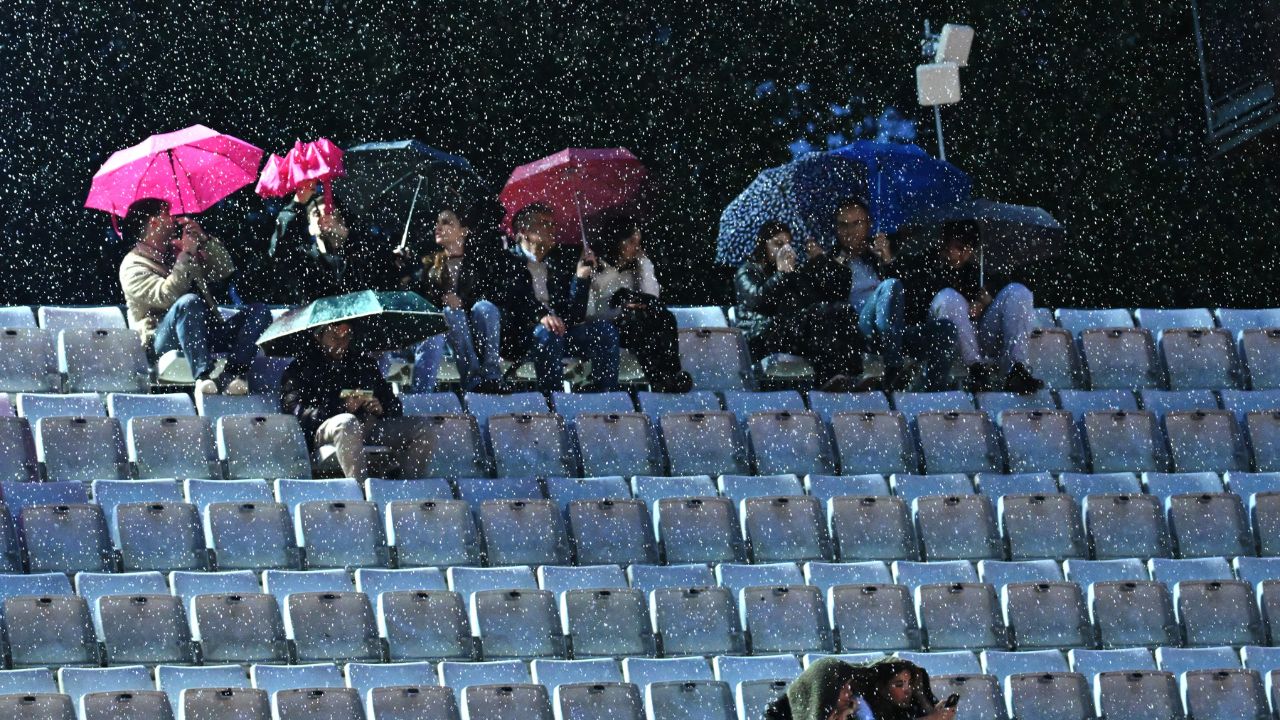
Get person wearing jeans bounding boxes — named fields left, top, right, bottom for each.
left=832, top=198, right=957, bottom=391
left=119, top=197, right=270, bottom=396
left=496, top=203, right=620, bottom=393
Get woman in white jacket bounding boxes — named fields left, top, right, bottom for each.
left=587, top=215, right=692, bottom=393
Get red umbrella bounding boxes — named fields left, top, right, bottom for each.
left=499, top=148, right=647, bottom=246
left=256, top=138, right=345, bottom=211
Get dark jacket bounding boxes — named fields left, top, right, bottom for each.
left=733, top=253, right=852, bottom=342
left=495, top=244, right=591, bottom=331
left=763, top=657, right=874, bottom=720
left=889, top=252, right=984, bottom=325
left=863, top=658, right=940, bottom=720
left=414, top=229, right=510, bottom=309
left=279, top=343, right=402, bottom=442
left=268, top=203, right=400, bottom=305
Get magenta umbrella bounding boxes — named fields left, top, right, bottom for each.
left=499, top=147, right=647, bottom=247
left=256, top=138, right=345, bottom=211
left=85, top=124, right=263, bottom=219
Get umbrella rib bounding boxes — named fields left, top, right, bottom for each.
left=169, top=150, right=197, bottom=213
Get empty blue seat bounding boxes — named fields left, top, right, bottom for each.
left=746, top=411, right=836, bottom=476
left=155, top=664, right=250, bottom=712
left=676, top=327, right=755, bottom=391
left=893, top=650, right=983, bottom=677
left=1059, top=471, right=1142, bottom=498
left=740, top=496, right=829, bottom=563
left=194, top=392, right=276, bottom=421
left=464, top=392, right=551, bottom=442
left=669, top=306, right=729, bottom=329
left=802, top=561, right=891, bottom=589
left=827, top=581, right=919, bottom=652
left=915, top=411, right=1003, bottom=474
left=57, top=328, right=149, bottom=393
left=57, top=665, right=153, bottom=711
left=364, top=478, right=454, bottom=506
left=391, top=415, right=491, bottom=480
left=804, top=474, right=889, bottom=501
left=1080, top=327, right=1162, bottom=389
left=806, top=392, right=890, bottom=426
left=568, top=498, right=657, bottom=566
left=1023, top=327, right=1083, bottom=389
left=914, top=495, right=1002, bottom=561
left=1068, top=647, right=1156, bottom=679
left=891, top=391, right=974, bottom=423
left=460, top=683, right=553, bottom=720
left=455, top=476, right=543, bottom=504
left=536, top=565, right=628, bottom=594
left=828, top=495, right=918, bottom=562
left=575, top=413, right=660, bottom=477
left=892, top=560, right=978, bottom=588
left=170, top=570, right=260, bottom=604
left=284, top=590, right=381, bottom=662
left=0, top=306, right=36, bottom=329
left=249, top=662, right=345, bottom=695
left=1155, top=645, right=1241, bottom=674
left=531, top=658, right=623, bottom=689
left=979, top=559, right=1064, bottom=587
left=92, top=478, right=185, bottom=531
left=1148, top=557, right=1233, bottom=584
left=437, top=660, right=531, bottom=703
left=1140, top=389, right=1219, bottom=418
left=718, top=474, right=803, bottom=502
left=21, top=503, right=113, bottom=574
left=622, top=656, right=715, bottom=687
left=447, top=566, right=537, bottom=600
left=890, top=474, right=973, bottom=507
left=1216, top=308, right=1280, bottom=333
left=1162, top=410, right=1249, bottom=472
left=355, top=567, right=447, bottom=599
left=631, top=475, right=716, bottom=508
left=343, top=660, right=436, bottom=698
left=1064, top=558, right=1150, bottom=586
left=1159, top=328, right=1240, bottom=390
left=0, top=418, right=39, bottom=483
left=1234, top=556, right=1280, bottom=588
left=999, top=493, right=1088, bottom=560
left=626, top=564, right=715, bottom=594
left=35, top=416, right=127, bottom=482
left=399, top=392, right=464, bottom=415
left=1055, top=309, right=1134, bottom=336
left=830, top=411, right=918, bottom=475
left=15, top=392, right=104, bottom=424
left=660, top=411, right=749, bottom=477
left=107, top=392, right=195, bottom=426
left=262, top=569, right=353, bottom=611
left=715, top=562, right=804, bottom=596
left=37, top=306, right=125, bottom=331
left=217, top=415, right=311, bottom=480
left=1084, top=494, right=1171, bottom=560
left=1058, top=389, right=1139, bottom=420
left=0, top=667, right=58, bottom=695
left=977, top=472, right=1058, bottom=499
left=487, top=412, right=574, bottom=478
left=1135, top=308, right=1214, bottom=333
left=128, top=415, right=222, bottom=479
left=1082, top=410, right=1167, bottom=473
left=999, top=410, right=1087, bottom=473
left=1143, top=471, right=1223, bottom=498
left=1226, top=471, right=1280, bottom=497
left=477, top=500, right=571, bottom=566
left=982, top=649, right=1070, bottom=679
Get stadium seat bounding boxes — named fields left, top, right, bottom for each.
left=806, top=391, right=890, bottom=425
left=998, top=410, right=1087, bottom=473
left=1081, top=410, right=1167, bottom=473
left=294, top=498, right=387, bottom=570
left=1162, top=410, right=1249, bottom=472
left=718, top=474, right=803, bottom=502
left=546, top=476, right=633, bottom=518
left=58, top=328, right=150, bottom=393
left=660, top=411, right=749, bottom=477
left=249, top=662, right=345, bottom=698
left=802, top=561, right=892, bottom=589
left=0, top=417, right=39, bottom=482
left=35, top=416, right=128, bottom=482
left=560, top=587, right=653, bottom=657
left=1080, top=328, right=1161, bottom=389
left=1160, top=328, right=1240, bottom=390
left=1068, top=647, right=1157, bottom=678
left=892, top=560, right=978, bottom=588
left=1240, top=329, right=1280, bottom=388
left=1142, top=471, right=1223, bottom=499
left=738, top=584, right=831, bottom=655
left=975, top=390, right=1057, bottom=419
left=1092, top=668, right=1181, bottom=720
left=915, top=582, right=1006, bottom=651
left=978, top=559, right=1063, bottom=587
left=574, top=413, right=660, bottom=477
left=115, top=500, right=205, bottom=572
left=204, top=500, right=299, bottom=571
left=553, top=683, right=644, bottom=720
left=1180, top=667, right=1269, bottom=720
left=712, top=654, right=800, bottom=720
left=364, top=477, right=454, bottom=507
left=356, top=567, right=447, bottom=601
left=3, top=479, right=87, bottom=516
left=155, top=664, right=250, bottom=712
left=20, top=503, right=114, bottom=574
left=1246, top=410, right=1280, bottom=472
left=650, top=585, right=743, bottom=656
left=178, top=591, right=276, bottom=665
left=1002, top=580, right=1091, bottom=650
left=999, top=494, right=1088, bottom=560
left=1023, top=327, right=1083, bottom=389
left=1084, top=494, right=1171, bottom=560
left=2, top=593, right=98, bottom=668
left=476, top=500, right=571, bottom=567
left=454, top=476, right=543, bottom=504
left=16, top=392, right=106, bottom=423
left=262, top=569, right=353, bottom=612
left=828, top=495, right=919, bottom=562
left=272, top=687, right=363, bottom=720
left=0, top=306, right=36, bottom=329
left=447, top=566, right=538, bottom=600
left=400, top=392, right=465, bottom=416
left=894, top=650, right=983, bottom=677
left=635, top=390, right=721, bottom=425
left=676, top=328, right=754, bottom=391
left=889, top=473, right=973, bottom=507
left=0, top=694, right=76, bottom=720
left=568, top=498, right=657, bottom=566
left=96, top=593, right=195, bottom=664
left=913, top=495, right=1001, bottom=561
left=128, top=415, right=222, bottom=479
left=487, top=412, right=574, bottom=478
left=1166, top=492, right=1252, bottom=558
left=740, top=495, right=830, bottom=563
left=107, top=392, right=194, bottom=424
left=829, top=411, right=918, bottom=475
left=1059, top=471, right=1142, bottom=497
left=0, top=328, right=59, bottom=393
left=1055, top=308, right=1134, bottom=336
left=977, top=471, right=1059, bottom=500
left=715, top=563, right=805, bottom=596
left=216, top=415, right=311, bottom=480
left=746, top=411, right=836, bottom=476
left=1139, top=388, right=1219, bottom=418
left=470, top=588, right=563, bottom=659
left=631, top=474, right=717, bottom=509
left=537, top=565, right=627, bottom=594
left=626, top=564, right=715, bottom=594
left=1058, top=389, right=1140, bottom=421
left=194, top=392, right=276, bottom=420
left=915, top=411, right=1003, bottom=475
left=804, top=474, right=890, bottom=501
left=394, top=414, right=490, bottom=479
left=388, top=499, right=483, bottom=568
left=669, top=306, right=729, bottom=329
left=1148, top=557, right=1233, bottom=584
left=376, top=588, right=472, bottom=661
left=827, top=582, right=919, bottom=652
left=460, top=684, right=552, bottom=720
left=285, top=591, right=382, bottom=662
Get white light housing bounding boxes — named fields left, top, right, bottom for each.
left=916, top=63, right=962, bottom=106
left=935, top=23, right=975, bottom=66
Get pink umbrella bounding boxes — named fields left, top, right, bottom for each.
left=256, top=138, right=345, bottom=211
left=85, top=124, right=264, bottom=218
left=499, top=148, right=648, bottom=246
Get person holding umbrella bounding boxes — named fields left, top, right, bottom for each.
left=496, top=203, right=620, bottom=392
left=118, top=198, right=271, bottom=396
left=735, top=220, right=865, bottom=391
left=585, top=214, right=692, bottom=393
left=832, top=197, right=957, bottom=391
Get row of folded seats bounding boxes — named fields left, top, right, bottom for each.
left=8, top=388, right=1280, bottom=483
left=7, top=304, right=1280, bottom=394
left=0, top=561, right=1277, bottom=719
left=0, top=472, right=1278, bottom=574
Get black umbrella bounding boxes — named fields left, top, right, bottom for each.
left=342, top=140, right=489, bottom=256
left=899, top=199, right=1066, bottom=284
left=256, top=290, right=446, bottom=357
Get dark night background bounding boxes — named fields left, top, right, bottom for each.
left=1, top=1, right=1276, bottom=308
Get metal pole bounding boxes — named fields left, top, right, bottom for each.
left=934, top=105, right=947, bottom=161
left=398, top=175, right=425, bottom=254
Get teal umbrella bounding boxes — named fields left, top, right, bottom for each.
left=257, top=290, right=446, bottom=357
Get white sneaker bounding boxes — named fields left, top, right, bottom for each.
left=224, top=377, right=250, bottom=396
left=194, top=378, right=219, bottom=396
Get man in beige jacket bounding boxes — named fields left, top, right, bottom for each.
left=119, top=198, right=271, bottom=396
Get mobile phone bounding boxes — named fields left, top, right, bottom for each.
left=943, top=694, right=961, bottom=708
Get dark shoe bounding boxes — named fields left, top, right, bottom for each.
left=650, top=371, right=694, bottom=394
left=882, top=365, right=918, bottom=393
left=818, top=374, right=857, bottom=392
left=853, top=375, right=885, bottom=392
left=1003, top=362, right=1045, bottom=395
left=964, top=363, right=998, bottom=392
left=471, top=378, right=511, bottom=395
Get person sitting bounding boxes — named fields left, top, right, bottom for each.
left=832, top=197, right=957, bottom=391
left=495, top=203, right=620, bottom=392
left=735, top=220, right=864, bottom=391
left=586, top=215, right=692, bottom=393
left=409, top=198, right=509, bottom=393
left=763, top=656, right=876, bottom=720
left=893, top=220, right=1044, bottom=393
left=279, top=321, right=403, bottom=481
left=119, top=198, right=271, bottom=396
left=864, top=659, right=956, bottom=720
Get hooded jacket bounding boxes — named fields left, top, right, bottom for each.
left=762, top=657, right=875, bottom=720
left=862, top=657, right=940, bottom=720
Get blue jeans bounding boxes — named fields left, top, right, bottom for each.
left=930, top=282, right=1035, bottom=372
left=411, top=300, right=502, bottom=393
left=527, top=320, right=620, bottom=392
left=153, top=294, right=271, bottom=379
left=858, top=279, right=956, bottom=391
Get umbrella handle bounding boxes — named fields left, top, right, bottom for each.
left=573, top=191, right=589, bottom=251
left=324, top=180, right=335, bottom=215
left=399, top=175, right=426, bottom=254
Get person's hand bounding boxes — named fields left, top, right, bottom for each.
left=805, top=238, right=825, bottom=260
left=775, top=244, right=798, bottom=273
left=970, top=291, right=993, bottom=320
left=442, top=292, right=464, bottom=311
left=362, top=397, right=384, bottom=416
left=577, top=247, right=597, bottom=279
left=540, top=314, right=567, bottom=336
left=342, top=395, right=365, bottom=414
left=872, top=232, right=893, bottom=263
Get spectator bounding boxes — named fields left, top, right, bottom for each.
left=279, top=321, right=403, bottom=481
left=586, top=215, right=692, bottom=393
left=409, top=197, right=510, bottom=393
left=119, top=198, right=270, bottom=397
left=734, top=220, right=864, bottom=391
left=496, top=203, right=620, bottom=392
left=864, top=659, right=955, bottom=720
left=832, top=197, right=957, bottom=391
left=763, top=656, right=876, bottom=720
left=893, top=221, right=1044, bottom=393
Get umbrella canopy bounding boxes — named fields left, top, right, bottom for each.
left=255, top=138, right=345, bottom=211
left=716, top=165, right=805, bottom=266
left=85, top=124, right=264, bottom=217
left=829, top=140, right=971, bottom=235
left=499, top=148, right=647, bottom=247
left=899, top=199, right=1067, bottom=272
left=257, top=290, right=447, bottom=357
left=789, top=152, right=870, bottom=251
left=342, top=140, right=485, bottom=254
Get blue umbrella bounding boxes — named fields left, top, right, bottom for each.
left=790, top=152, right=870, bottom=251
left=716, top=166, right=805, bottom=266
left=829, top=140, right=972, bottom=235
